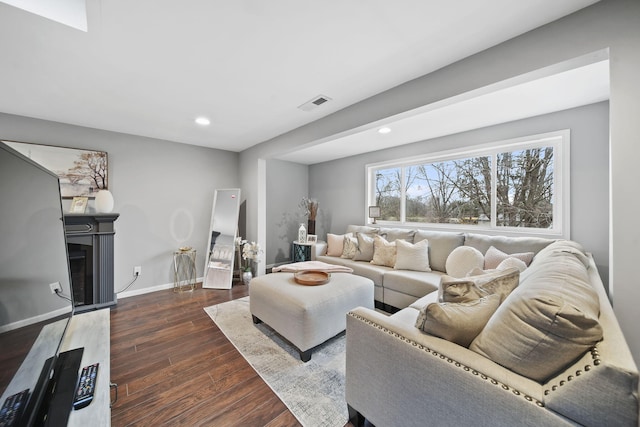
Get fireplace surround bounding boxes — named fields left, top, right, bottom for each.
left=64, top=213, right=119, bottom=311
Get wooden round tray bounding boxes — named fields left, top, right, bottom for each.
left=294, top=270, right=331, bottom=286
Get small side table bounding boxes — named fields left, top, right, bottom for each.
left=174, top=249, right=197, bottom=292
left=292, top=241, right=313, bottom=263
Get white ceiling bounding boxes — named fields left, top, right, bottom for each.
left=0, top=0, right=603, bottom=162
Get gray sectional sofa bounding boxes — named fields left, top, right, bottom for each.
left=316, top=224, right=552, bottom=310
left=314, top=225, right=638, bottom=426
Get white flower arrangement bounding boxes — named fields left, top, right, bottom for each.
left=239, top=238, right=262, bottom=272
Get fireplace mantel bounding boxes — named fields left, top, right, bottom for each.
left=64, top=213, right=119, bottom=312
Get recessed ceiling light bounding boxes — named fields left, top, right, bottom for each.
left=378, top=127, right=391, bottom=134
left=195, top=117, right=210, bottom=126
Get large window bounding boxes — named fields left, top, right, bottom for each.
left=367, top=131, right=569, bottom=237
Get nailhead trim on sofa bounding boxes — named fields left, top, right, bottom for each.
left=543, top=347, right=600, bottom=396
left=348, top=312, right=545, bottom=407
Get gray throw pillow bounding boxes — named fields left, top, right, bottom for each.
left=469, top=250, right=603, bottom=383
left=353, top=232, right=375, bottom=262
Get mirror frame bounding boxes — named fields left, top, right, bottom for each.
left=203, top=188, right=241, bottom=289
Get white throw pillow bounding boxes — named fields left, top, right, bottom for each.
left=496, top=256, right=528, bottom=272
left=326, top=233, right=352, bottom=257
left=445, top=246, right=484, bottom=278
left=484, top=245, right=534, bottom=270
left=394, top=239, right=431, bottom=272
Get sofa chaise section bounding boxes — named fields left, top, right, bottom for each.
left=345, top=241, right=639, bottom=426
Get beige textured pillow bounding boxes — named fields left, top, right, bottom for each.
left=326, top=233, right=351, bottom=257
left=484, top=245, right=534, bottom=270
left=440, top=268, right=520, bottom=303
left=353, top=233, right=375, bottom=261
left=371, top=235, right=396, bottom=267
left=439, top=276, right=487, bottom=303
left=415, top=294, right=502, bottom=347
left=394, top=239, right=431, bottom=272
left=445, top=246, right=484, bottom=278
left=341, top=236, right=358, bottom=259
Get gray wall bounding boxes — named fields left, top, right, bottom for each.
left=309, top=102, right=610, bottom=284
left=0, top=113, right=239, bottom=296
left=242, top=0, right=640, bottom=364
left=265, top=159, right=308, bottom=266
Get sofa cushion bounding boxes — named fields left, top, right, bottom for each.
left=317, top=254, right=389, bottom=288
left=346, top=225, right=379, bottom=235
left=415, top=294, right=502, bottom=347
left=394, top=239, right=431, bottom=272
left=341, top=235, right=358, bottom=259
left=464, top=232, right=553, bottom=257
left=445, top=246, right=484, bottom=278
left=440, top=268, right=520, bottom=303
left=379, top=227, right=416, bottom=243
left=484, top=245, right=534, bottom=269
left=353, top=232, right=376, bottom=262
left=384, top=270, right=442, bottom=299
left=327, top=232, right=352, bottom=257
left=414, top=230, right=464, bottom=273
left=371, top=235, right=397, bottom=267
left=470, top=244, right=603, bottom=383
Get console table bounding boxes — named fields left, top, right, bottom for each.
left=62, top=309, right=111, bottom=426
left=1, top=309, right=111, bottom=426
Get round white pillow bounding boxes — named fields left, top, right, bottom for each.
left=446, top=246, right=484, bottom=278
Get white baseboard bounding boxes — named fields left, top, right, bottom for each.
left=0, top=306, right=71, bottom=333
left=117, top=276, right=204, bottom=299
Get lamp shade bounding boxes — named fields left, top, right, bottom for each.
left=95, top=190, right=114, bottom=213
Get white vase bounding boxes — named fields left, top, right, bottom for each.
left=298, top=223, right=307, bottom=243
left=242, top=271, right=252, bottom=286
left=95, top=190, right=114, bottom=213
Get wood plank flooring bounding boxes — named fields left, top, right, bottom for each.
left=110, top=281, right=356, bottom=426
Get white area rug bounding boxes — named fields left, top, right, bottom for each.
left=204, top=297, right=348, bottom=427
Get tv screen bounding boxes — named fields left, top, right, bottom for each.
left=0, top=142, right=74, bottom=416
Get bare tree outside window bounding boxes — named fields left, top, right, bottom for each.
left=370, top=145, right=555, bottom=231
left=497, top=147, right=553, bottom=228
left=375, top=168, right=402, bottom=221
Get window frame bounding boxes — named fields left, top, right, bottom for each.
left=366, top=130, right=570, bottom=239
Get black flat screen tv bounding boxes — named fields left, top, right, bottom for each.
left=0, top=141, right=76, bottom=425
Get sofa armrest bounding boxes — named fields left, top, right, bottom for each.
left=313, top=241, right=327, bottom=259
left=345, top=307, right=572, bottom=427
left=543, top=257, right=639, bottom=427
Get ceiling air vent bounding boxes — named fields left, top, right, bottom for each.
left=298, top=95, right=332, bottom=112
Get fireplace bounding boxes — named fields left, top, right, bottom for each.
left=68, top=241, right=94, bottom=307
left=64, top=213, right=119, bottom=311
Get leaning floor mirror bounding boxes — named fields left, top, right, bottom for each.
left=203, top=188, right=241, bottom=289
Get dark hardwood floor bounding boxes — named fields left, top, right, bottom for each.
left=110, top=281, right=357, bottom=426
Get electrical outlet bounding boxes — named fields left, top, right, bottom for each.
left=134, top=266, right=142, bottom=276
left=49, top=282, right=62, bottom=294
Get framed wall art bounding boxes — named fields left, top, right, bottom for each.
left=3, top=140, right=108, bottom=198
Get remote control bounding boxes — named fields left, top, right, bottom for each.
left=73, top=363, right=98, bottom=410
left=0, top=389, right=29, bottom=427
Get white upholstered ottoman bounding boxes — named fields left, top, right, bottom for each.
left=249, top=272, right=374, bottom=362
